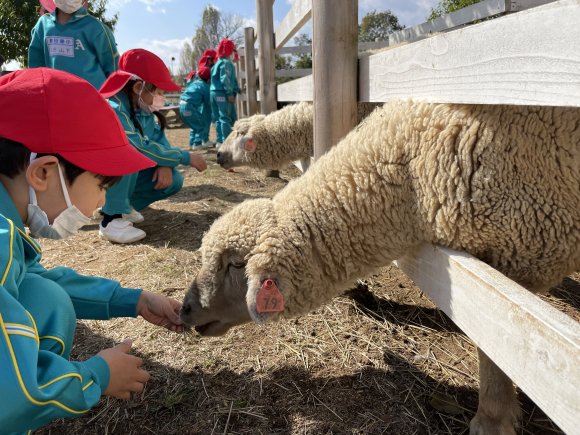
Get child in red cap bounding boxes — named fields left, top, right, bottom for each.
left=210, top=39, right=242, bottom=148
left=28, top=0, right=120, bottom=90
left=98, top=49, right=207, bottom=244
left=0, top=68, right=185, bottom=434
left=180, top=66, right=212, bottom=150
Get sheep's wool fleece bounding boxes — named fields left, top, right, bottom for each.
left=202, top=100, right=580, bottom=316
left=223, top=102, right=380, bottom=170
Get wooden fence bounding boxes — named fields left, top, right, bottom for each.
left=237, top=1, right=580, bottom=434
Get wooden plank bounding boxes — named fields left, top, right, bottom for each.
left=312, top=0, right=358, bottom=160
left=243, top=27, right=259, bottom=116
left=275, top=68, right=312, bottom=78
left=278, top=45, right=312, bottom=55
left=274, top=0, right=312, bottom=52
left=394, top=243, right=580, bottom=435
left=277, top=75, right=312, bottom=101
left=359, top=0, right=580, bottom=107
left=256, top=0, right=277, bottom=115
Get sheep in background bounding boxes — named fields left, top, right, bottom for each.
left=181, top=99, right=580, bottom=435
left=216, top=101, right=381, bottom=170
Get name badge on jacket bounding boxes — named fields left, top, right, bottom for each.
left=46, top=37, right=74, bottom=57
left=216, top=96, right=226, bottom=102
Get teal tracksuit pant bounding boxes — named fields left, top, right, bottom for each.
left=211, top=90, right=237, bottom=144
left=180, top=102, right=208, bottom=146
left=102, top=167, right=184, bottom=215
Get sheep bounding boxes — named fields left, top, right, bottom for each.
left=216, top=100, right=381, bottom=170
left=181, top=100, right=580, bottom=435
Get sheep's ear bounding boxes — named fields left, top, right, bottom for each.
left=246, top=275, right=284, bottom=325
left=239, top=137, right=255, bottom=152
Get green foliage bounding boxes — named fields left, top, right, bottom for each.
left=426, top=0, right=483, bottom=20
left=275, top=54, right=293, bottom=84
left=358, top=9, right=404, bottom=43
left=0, top=0, right=118, bottom=67
left=293, top=33, right=311, bottom=70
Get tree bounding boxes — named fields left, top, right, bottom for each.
left=293, top=33, right=311, bottom=70
left=177, top=40, right=194, bottom=76
left=0, top=0, right=118, bottom=67
left=426, top=0, right=483, bottom=20
left=358, top=10, right=404, bottom=43
left=189, top=4, right=245, bottom=69
left=275, top=54, right=292, bottom=84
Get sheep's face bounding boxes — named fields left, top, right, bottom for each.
left=217, top=129, right=256, bottom=169
left=181, top=198, right=288, bottom=336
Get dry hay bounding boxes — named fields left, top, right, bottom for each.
left=34, top=126, right=579, bottom=435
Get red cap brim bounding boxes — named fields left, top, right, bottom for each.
left=59, top=143, right=156, bottom=176
left=154, top=79, right=182, bottom=92
left=99, top=72, right=134, bottom=98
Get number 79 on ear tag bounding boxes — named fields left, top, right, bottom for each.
left=256, top=280, right=284, bottom=313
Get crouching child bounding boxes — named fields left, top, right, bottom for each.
left=0, top=68, right=185, bottom=435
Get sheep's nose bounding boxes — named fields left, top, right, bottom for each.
left=216, top=151, right=222, bottom=160
left=180, top=303, right=192, bottom=317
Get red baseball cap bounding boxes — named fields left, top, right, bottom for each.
left=203, top=49, right=217, bottom=59
left=186, top=70, right=196, bottom=81
left=100, top=49, right=181, bottom=98
left=217, top=39, right=236, bottom=58
left=197, top=67, right=211, bottom=81
left=198, top=55, right=211, bottom=69
left=0, top=69, right=155, bottom=176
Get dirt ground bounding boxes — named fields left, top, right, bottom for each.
left=35, top=125, right=579, bottom=435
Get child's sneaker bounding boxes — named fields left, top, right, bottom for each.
left=216, top=142, right=223, bottom=149
left=188, top=144, right=194, bottom=151
left=99, top=219, right=146, bottom=244
left=122, top=206, right=144, bottom=224
left=202, top=141, right=214, bottom=148
left=192, top=143, right=207, bottom=150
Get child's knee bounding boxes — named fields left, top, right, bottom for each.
left=18, top=274, right=76, bottom=357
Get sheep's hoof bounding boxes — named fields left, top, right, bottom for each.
left=470, top=411, right=517, bottom=435
left=264, top=169, right=280, bottom=178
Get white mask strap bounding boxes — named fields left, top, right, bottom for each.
left=57, top=164, right=72, bottom=208
left=28, top=152, right=72, bottom=208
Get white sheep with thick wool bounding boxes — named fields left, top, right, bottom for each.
left=182, top=99, right=580, bottom=435
left=217, top=101, right=381, bottom=170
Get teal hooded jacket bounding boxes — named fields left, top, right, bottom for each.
left=28, top=6, right=119, bottom=90
left=0, top=183, right=142, bottom=435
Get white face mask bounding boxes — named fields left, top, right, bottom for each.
left=26, top=160, right=91, bottom=240
left=53, top=0, right=84, bottom=14
left=138, top=83, right=166, bottom=114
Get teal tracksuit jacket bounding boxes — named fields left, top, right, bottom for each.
left=0, top=183, right=142, bottom=435
left=180, top=78, right=211, bottom=145
left=102, top=92, right=190, bottom=216
left=210, top=57, right=241, bottom=143
left=28, top=6, right=119, bottom=90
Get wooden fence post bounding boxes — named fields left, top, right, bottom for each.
left=312, top=0, right=358, bottom=161
left=255, top=0, right=276, bottom=115
left=238, top=55, right=246, bottom=118
left=256, top=0, right=279, bottom=177
left=244, top=27, right=258, bottom=116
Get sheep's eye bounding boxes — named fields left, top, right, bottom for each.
left=230, top=262, right=245, bottom=269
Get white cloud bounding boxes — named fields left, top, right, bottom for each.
left=135, top=37, right=192, bottom=69
left=286, top=0, right=297, bottom=4
left=3, top=60, right=21, bottom=71
left=108, top=0, right=131, bottom=9
left=243, top=17, right=257, bottom=28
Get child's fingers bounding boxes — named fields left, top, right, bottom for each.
left=130, top=382, right=146, bottom=393
left=135, top=369, right=150, bottom=383
left=152, top=170, right=158, bottom=182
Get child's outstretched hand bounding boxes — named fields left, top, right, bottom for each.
left=137, top=291, right=184, bottom=333
left=98, top=339, right=149, bottom=399
left=189, top=153, right=207, bottom=172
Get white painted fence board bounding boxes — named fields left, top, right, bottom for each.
left=394, top=243, right=580, bottom=435
left=359, top=0, right=580, bottom=107
left=277, top=74, right=313, bottom=102
left=276, top=68, right=312, bottom=78
left=274, top=0, right=311, bottom=52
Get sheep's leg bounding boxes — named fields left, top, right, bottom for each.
left=470, top=348, right=520, bottom=435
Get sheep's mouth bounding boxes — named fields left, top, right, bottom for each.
left=194, top=321, right=217, bottom=334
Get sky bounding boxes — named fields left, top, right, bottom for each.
left=4, top=0, right=441, bottom=71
